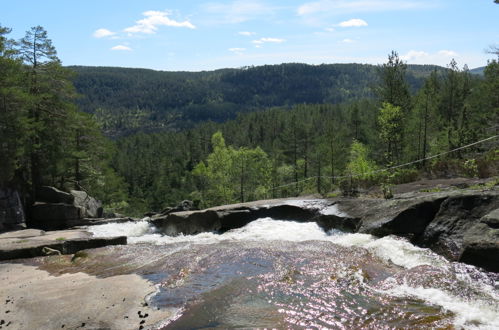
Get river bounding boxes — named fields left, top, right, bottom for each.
left=89, top=217, right=499, bottom=329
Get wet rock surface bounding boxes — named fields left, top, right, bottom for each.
left=150, top=186, right=499, bottom=272
left=0, top=181, right=498, bottom=329
left=0, top=229, right=127, bottom=261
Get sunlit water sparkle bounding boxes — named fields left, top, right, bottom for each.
left=89, top=218, right=499, bottom=329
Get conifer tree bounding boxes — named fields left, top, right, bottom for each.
left=377, top=51, right=411, bottom=112
left=0, top=26, right=26, bottom=187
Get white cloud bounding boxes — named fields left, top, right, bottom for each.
left=325, top=27, right=335, bottom=32
left=203, top=1, right=276, bottom=24
left=229, top=47, right=246, bottom=55
left=400, top=49, right=461, bottom=66
left=401, top=50, right=429, bottom=61
left=338, top=18, right=368, bottom=27
left=239, top=31, right=256, bottom=36
left=124, top=10, right=195, bottom=34
left=93, top=28, right=116, bottom=38
left=252, top=37, right=286, bottom=47
left=261, top=37, right=285, bottom=43
left=111, top=45, right=132, bottom=51
left=297, top=0, right=434, bottom=16
left=342, top=38, right=355, bottom=43
left=438, top=50, right=459, bottom=57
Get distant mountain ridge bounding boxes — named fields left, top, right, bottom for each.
left=68, top=63, right=446, bottom=137
left=469, top=66, right=485, bottom=75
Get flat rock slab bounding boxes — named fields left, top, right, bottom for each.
left=0, top=263, right=172, bottom=329
left=0, top=229, right=127, bottom=261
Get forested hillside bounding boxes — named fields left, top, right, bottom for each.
left=1, top=24, right=497, bottom=218
left=111, top=54, right=498, bottom=214
left=69, top=63, right=443, bottom=137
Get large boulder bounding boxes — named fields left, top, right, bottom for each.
left=419, top=193, right=499, bottom=264
left=28, top=187, right=103, bottom=230
left=338, top=192, right=449, bottom=240
left=458, top=208, right=499, bottom=272
left=36, top=186, right=74, bottom=204
left=0, top=188, right=26, bottom=232
left=70, top=190, right=103, bottom=218
left=29, top=202, right=81, bottom=230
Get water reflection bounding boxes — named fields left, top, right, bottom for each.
left=87, top=219, right=499, bottom=329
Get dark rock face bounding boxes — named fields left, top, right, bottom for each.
left=157, top=210, right=221, bottom=236
left=152, top=204, right=321, bottom=236
left=62, top=236, right=127, bottom=254
left=29, top=202, right=81, bottom=230
left=28, top=187, right=104, bottom=230
left=313, top=214, right=361, bottom=233
left=37, top=186, right=74, bottom=204
left=368, top=199, right=446, bottom=239
left=419, top=194, right=499, bottom=267
left=0, top=188, right=26, bottom=232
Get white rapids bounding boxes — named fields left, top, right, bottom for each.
left=88, top=217, right=499, bottom=329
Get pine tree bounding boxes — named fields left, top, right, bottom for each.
left=0, top=26, right=27, bottom=187
left=377, top=51, right=411, bottom=111
left=378, top=102, right=404, bottom=164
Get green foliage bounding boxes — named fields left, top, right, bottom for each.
left=378, top=102, right=404, bottom=164
left=0, top=25, right=128, bottom=211
left=0, top=26, right=27, bottom=186
left=463, top=159, right=479, bottom=178
left=381, top=183, right=394, bottom=199
left=68, top=63, right=437, bottom=137
left=345, top=140, right=378, bottom=180
left=192, top=132, right=271, bottom=207
left=377, top=50, right=411, bottom=111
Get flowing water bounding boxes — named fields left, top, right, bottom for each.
left=89, top=218, right=499, bottom=329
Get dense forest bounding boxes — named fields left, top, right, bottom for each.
left=0, top=25, right=127, bottom=208
left=109, top=52, right=498, bottom=214
left=70, top=63, right=444, bottom=137
left=1, top=24, right=498, bottom=217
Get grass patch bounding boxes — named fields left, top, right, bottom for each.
left=469, top=177, right=499, bottom=190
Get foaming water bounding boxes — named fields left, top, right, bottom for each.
left=90, top=219, right=447, bottom=269
left=381, top=282, right=499, bottom=329
left=88, top=218, right=499, bottom=329
left=89, top=220, right=155, bottom=243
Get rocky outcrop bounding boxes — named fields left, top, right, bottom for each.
left=37, top=186, right=74, bottom=205
left=150, top=189, right=499, bottom=272
left=30, top=202, right=81, bottom=230
left=0, top=188, right=26, bottom=232
left=29, top=186, right=103, bottom=230
left=0, top=228, right=127, bottom=261
left=151, top=200, right=360, bottom=236
left=420, top=194, right=499, bottom=272
left=70, top=190, right=103, bottom=218
left=336, top=190, right=499, bottom=272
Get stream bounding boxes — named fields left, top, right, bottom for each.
left=88, top=217, right=499, bottom=329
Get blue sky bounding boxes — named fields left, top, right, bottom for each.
left=2, top=0, right=498, bottom=71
